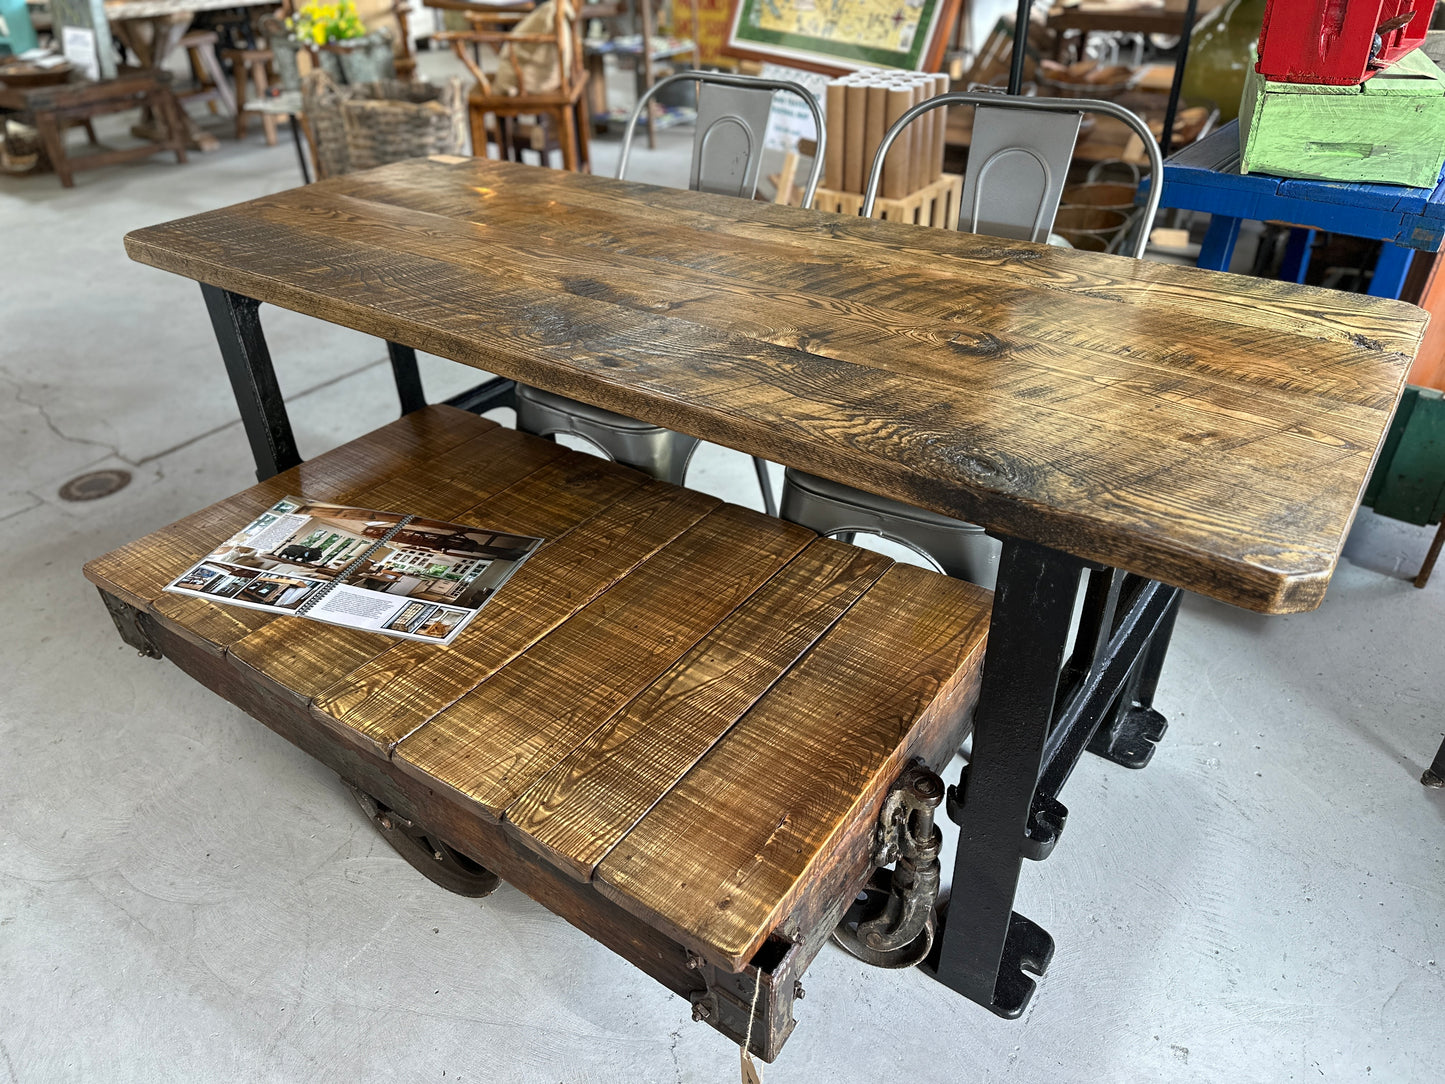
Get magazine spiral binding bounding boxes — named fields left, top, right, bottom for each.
left=294, top=514, right=417, bottom=616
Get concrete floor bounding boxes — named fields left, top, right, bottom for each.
left=2, top=62, right=1443, bottom=1084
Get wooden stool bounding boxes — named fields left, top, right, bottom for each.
left=224, top=47, right=278, bottom=144
left=84, top=405, right=990, bottom=1062
left=177, top=28, right=236, bottom=118
left=0, top=69, right=188, bottom=188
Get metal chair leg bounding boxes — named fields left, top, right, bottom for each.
left=752, top=456, right=777, bottom=517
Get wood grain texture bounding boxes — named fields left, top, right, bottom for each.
left=505, top=539, right=892, bottom=882
left=124, top=157, right=1427, bottom=612
left=393, top=506, right=814, bottom=820
left=312, top=479, right=716, bottom=752
left=595, top=564, right=991, bottom=971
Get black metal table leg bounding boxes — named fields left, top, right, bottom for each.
left=1423, top=736, right=1445, bottom=787
left=1089, top=585, right=1181, bottom=769
left=930, top=538, right=1081, bottom=1017
left=386, top=341, right=427, bottom=415
left=201, top=284, right=301, bottom=481
left=927, top=538, right=1181, bottom=1017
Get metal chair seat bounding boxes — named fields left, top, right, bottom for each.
left=515, top=383, right=699, bottom=484
left=514, top=71, right=827, bottom=516
left=780, top=468, right=1000, bottom=587
left=779, top=91, right=1163, bottom=586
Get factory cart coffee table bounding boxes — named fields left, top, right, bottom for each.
left=90, top=157, right=1425, bottom=1058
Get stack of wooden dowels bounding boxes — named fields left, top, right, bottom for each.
left=823, top=68, right=950, bottom=199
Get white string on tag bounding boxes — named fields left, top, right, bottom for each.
left=740, top=966, right=764, bottom=1084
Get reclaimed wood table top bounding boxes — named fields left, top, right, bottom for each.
left=123, top=156, right=1428, bottom=614
left=84, top=405, right=990, bottom=971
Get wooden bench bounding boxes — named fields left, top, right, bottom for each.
left=85, top=405, right=991, bottom=1061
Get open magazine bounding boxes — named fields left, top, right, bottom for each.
left=165, top=497, right=543, bottom=645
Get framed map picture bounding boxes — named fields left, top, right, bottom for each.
left=724, top=0, right=962, bottom=75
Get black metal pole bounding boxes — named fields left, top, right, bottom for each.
left=1159, top=0, right=1198, bottom=158
left=1008, top=0, right=1034, bottom=95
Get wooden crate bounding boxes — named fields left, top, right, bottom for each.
left=1240, top=48, right=1445, bottom=188
left=813, top=173, right=965, bottom=229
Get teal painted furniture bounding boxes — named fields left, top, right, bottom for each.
left=1362, top=386, right=1445, bottom=787
left=0, top=0, right=38, bottom=56
left=1363, top=385, right=1445, bottom=589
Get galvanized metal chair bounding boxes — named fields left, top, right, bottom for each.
left=780, top=92, right=1163, bottom=586
left=515, top=72, right=827, bottom=516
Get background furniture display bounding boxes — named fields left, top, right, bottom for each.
left=300, top=69, right=464, bottom=178
left=1151, top=119, right=1445, bottom=299
left=438, top=0, right=590, bottom=170
left=104, top=0, right=275, bottom=149
left=0, top=65, right=186, bottom=184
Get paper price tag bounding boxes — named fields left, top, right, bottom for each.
left=740, top=1049, right=762, bottom=1084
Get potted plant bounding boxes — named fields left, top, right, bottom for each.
left=265, top=1, right=396, bottom=90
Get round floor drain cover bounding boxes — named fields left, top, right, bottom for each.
left=58, top=469, right=132, bottom=502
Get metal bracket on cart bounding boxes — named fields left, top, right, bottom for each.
left=832, top=761, right=945, bottom=969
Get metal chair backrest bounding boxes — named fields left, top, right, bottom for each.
left=863, top=92, right=1164, bottom=258
left=617, top=72, right=828, bottom=209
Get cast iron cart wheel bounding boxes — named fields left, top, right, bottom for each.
left=347, top=783, right=502, bottom=897
left=832, top=867, right=936, bottom=969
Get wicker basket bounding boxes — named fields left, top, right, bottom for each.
left=302, top=71, right=467, bottom=179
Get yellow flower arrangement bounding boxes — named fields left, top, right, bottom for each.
left=285, top=0, right=369, bottom=46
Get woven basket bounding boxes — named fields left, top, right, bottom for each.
left=302, top=71, right=466, bottom=179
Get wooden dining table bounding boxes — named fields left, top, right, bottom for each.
left=120, top=155, right=1426, bottom=1021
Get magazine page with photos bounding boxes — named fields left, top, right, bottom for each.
left=165, top=497, right=544, bottom=645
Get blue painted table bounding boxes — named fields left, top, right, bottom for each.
left=1152, top=120, right=1445, bottom=298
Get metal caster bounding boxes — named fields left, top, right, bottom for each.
left=347, top=784, right=501, bottom=897
left=833, top=867, right=937, bottom=968
left=832, top=763, right=944, bottom=969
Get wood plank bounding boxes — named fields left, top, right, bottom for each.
left=325, top=158, right=1423, bottom=359
left=246, top=188, right=1402, bottom=434
left=393, top=506, right=814, bottom=822
left=595, top=564, right=991, bottom=971
left=126, top=202, right=1388, bottom=612
left=121, top=159, right=1427, bottom=612
left=312, top=480, right=719, bottom=753
left=224, top=425, right=574, bottom=705
left=84, top=406, right=494, bottom=613
left=505, top=539, right=893, bottom=882
left=120, top=593, right=807, bottom=1063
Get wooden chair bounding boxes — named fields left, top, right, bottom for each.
left=778, top=92, right=1166, bottom=588
left=437, top=0, right=590, bottom=172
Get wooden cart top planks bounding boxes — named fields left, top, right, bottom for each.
left=123, top=156, right=1427, bottom=613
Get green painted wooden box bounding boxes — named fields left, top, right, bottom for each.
left=1239, top=48, right=1445, bottom=188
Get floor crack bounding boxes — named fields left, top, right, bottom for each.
left=0, top=494, right=45, bottom=524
